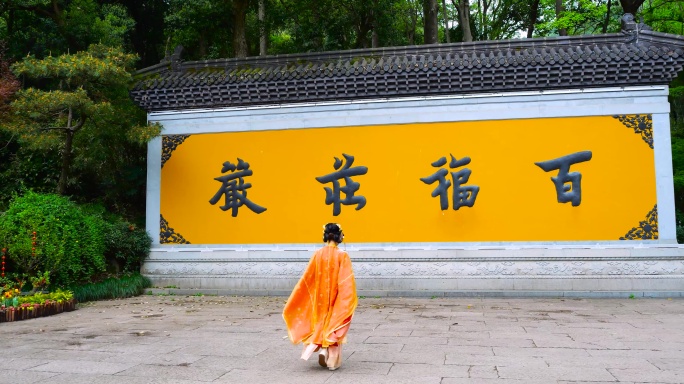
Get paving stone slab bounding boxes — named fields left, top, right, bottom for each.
left=325, top=374, right=442, bottom=383
left=0, top=369, right=61, bottom=384
left=28, top=360, right=138, bottom=375
left=37, top=373, right=208, bottom=384
left=608, top=368, right=684, bottom=383
left=388, top=362, right=471, bottom=378
left=0, top=358, right=50, bottom=370
left=213, top=368, right=333, bottom=383
left=348, top=350, right=446, bottom=365
left=1, top=296, right=683, bottom=384
left=114, top=364, right=229, bottom=382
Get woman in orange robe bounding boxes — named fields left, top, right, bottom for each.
left=282, top=223, right=358, bottom=371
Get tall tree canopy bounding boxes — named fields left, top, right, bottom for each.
left=7, top=43, right=158, bottom=209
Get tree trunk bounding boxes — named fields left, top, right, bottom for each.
left=371, top=2, right=380, bottom=48
left=258, top=0, right=267, bottom=56
left=198, top=32, right=208, bottom=58
left=555, top=0, right=567, bottom=36
left=233, top=0, right=249, bottom=58
left=355, top=23, right=371, bottom=48
left=602, top=0, right=612, bottom=34
left=423, top=0, right=439, bottom=44
left=7, top=8, right=13, bottom=37
left=442, top=0, right=450, bottom=43
left=453, top=0, right=473, bottom=42
left=372, top=29, right=379, bottom=48
left=50, top=0, right=65, bottom=28
left=619, top=0, right=644, bottom=15
left=527, top=0, right=540, bottom=38
left=408, top=4, right=418, bottom=45
left=57, top=130, right=72, bottom=195
left=58, top=108, right=75, bottom=195
left=312, top=4, right=323, bottom=50
left=481, top=0, right=488, bottom=40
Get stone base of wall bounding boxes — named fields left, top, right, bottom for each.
left=142, top=243, right=684, bottom=297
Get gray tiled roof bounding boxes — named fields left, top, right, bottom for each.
left=131, top=15, right=684, bottom=112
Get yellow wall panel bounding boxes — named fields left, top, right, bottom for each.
left=160, top=116, right=655, bottom=243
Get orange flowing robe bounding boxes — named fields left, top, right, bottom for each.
left=283, top=244, right=358, bottom=347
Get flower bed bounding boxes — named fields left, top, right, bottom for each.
left=0, top=299, right=76, bottom=322
left=0, top=289, right=76, bottom=323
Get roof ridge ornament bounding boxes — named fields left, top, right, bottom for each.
left=621, top=13, right=652, bottom=44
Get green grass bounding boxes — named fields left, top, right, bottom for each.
left=73, top=273, right=152, bottom=303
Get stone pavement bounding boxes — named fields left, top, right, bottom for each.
left=1, top=295, right=684, bottom=384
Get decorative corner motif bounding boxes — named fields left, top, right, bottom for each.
left=612, top=114, right=653, bottom=149
left=620, top=204, right=658, bottom=240
left=161, top=135, right=191, bottom=168
left=160, top=214, right=191, bottom=244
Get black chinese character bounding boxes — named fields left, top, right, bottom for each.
left=421, top=154, right=479, bottom=210
left=209, top=158, right=267, bottom=217
left=315, top=153, right=368, bottom=216
left=535, top=151, right=592, bottom=207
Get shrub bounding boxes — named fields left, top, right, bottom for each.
left=73, top=273, right=151, bottom=302
left=103, top=221, right=152, bottom=273
left=0, top=192, right=106, bottom=287
left=81, top=204, right=152, bottom=273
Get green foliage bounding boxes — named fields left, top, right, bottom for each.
left=641, top=0, right=684, bottom=36
left=470, top=0, right=530, bottom=40
left=535, top=0, right=618, bottom=36
left=16, top=289, right=74, bottom=306
left=5, top=44, right=148, bottom=203
left=126, top=121, right=163, bottom=145
left=0, top=0, right=136, bottom=60
left=73, top=273, right=152, bottom=303
left=164, top=0, right=233, bottom=60
left=80, top=204, right=152, bottom=273
left=10, top=44, right=136, bottom=91
left=103, top=220, right=152, bottom=273
left=0, top=191, right=106, bottom=287
left=0, top=140, right=61, bottom=211
left=670, top=86, right=684, bottom=126
left=29, top=270, right=50, bottom=292
left=670, top=84, right=684, bottom=244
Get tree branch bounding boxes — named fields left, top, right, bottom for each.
left=39, top=126, right=70, bottom=131
left=71, top=115, right=87, bottom=133
left=0, top=132, right=16, bottom=151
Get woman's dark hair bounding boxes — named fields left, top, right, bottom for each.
left=322, top=223, right=344, bottom=243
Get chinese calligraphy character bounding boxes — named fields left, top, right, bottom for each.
left=315, top=153, right=368, bottom=216
left=209, top=158, right=267, bottom=217
left=420, top=154, right=479, bottom=210
left=535, top=151, right=592, bottom=207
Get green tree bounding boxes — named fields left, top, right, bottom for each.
left=8, top=44, right=144, bottom=195
left=0, top=0, right=136, bottom=61
left=536, top=0, right=618, bottom=37
left=108, top=0, right=168, bottom=68
left=469, top=0, right=529, bottom=40
left=164, top=0, right=233, bottom=60
left=641, top=0, right=684, bottom=35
